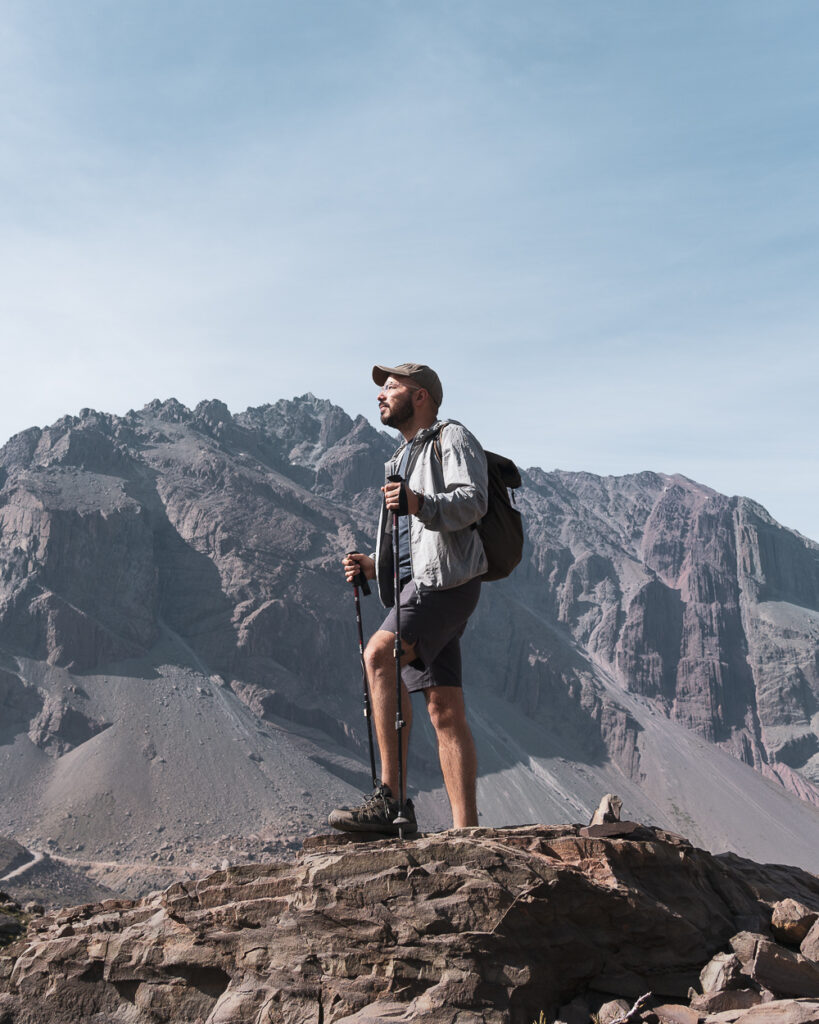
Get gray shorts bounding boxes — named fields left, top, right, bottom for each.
left=379, top=577, right=482, bottom=692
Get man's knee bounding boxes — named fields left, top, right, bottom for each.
left=365, top=630, right=417, bottom=677
left=364, top=632, right=392, bottom=677
left=425, top=689, right=467, bottom=733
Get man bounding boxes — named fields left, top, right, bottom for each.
left=330, top=362, right=488, bottom=836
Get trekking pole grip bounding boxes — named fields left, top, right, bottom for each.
left=387, top=474, right=409, bottom=516
left=345, top=551, right=371, bottom=596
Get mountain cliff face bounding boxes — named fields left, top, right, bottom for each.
left=1, top=396, right=818, bottom=887
left=518, top=470, right=819, bottom=797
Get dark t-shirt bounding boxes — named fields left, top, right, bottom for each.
left=396, top=439, right=414, bottom=580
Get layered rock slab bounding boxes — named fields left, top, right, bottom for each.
left=0, top=825, right=774, bottom=1024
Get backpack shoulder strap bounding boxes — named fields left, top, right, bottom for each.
left=429, top=420, right=449, bottom=463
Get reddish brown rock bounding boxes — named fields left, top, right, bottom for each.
left=730, top=934, right=819, bottom=999
left=700, top=952, right=746, bottom=995
left=691, top=990, right=763, bottom=1014
left=728, top=1000, right=819, bottom=1024
left=773, top=901, right=819, bottom=947
left=598, top=998, right=633, bottom=1023
left=0, top=825, right=772, bottom=1024
left=802, top=922, right=819, bottom=963
left=654, top=1003, right=704, bottom=1024
left=716, top=858, right=819, bottom=912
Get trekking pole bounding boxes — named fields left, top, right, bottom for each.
left=387, top=474, right=410, bottom=838
left=346, top=551, right=377, bottom=791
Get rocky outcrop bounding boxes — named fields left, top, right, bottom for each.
left=0, top=824, right=793, bottom=1024
left=0, top=670, right=41, bottom=744
left=3, top=824, right=819, bottom=1024
left=26, top=693, right=109, bottom=756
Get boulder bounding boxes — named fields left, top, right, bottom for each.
left=772, top=901, right=819, bottom=947
left=701, top=952, right=746, bottom=994
left=654, top=1004, right=704, bottom=1024
left=725, top=1000, right=819, bottom=1024
left=730, top=934, right=819, bottom=999
left=803, top=922, right=819, bottom=963
left=598, top=998, right=633, bottom=1023
left=691, top=990, right=763, bottom=1014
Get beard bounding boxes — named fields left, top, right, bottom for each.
left=379, top=391, right=415, bottom=428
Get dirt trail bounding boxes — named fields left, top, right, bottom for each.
left=0, top=849, right=44, bottom=882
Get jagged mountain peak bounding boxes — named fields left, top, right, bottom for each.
left=237, top=393, right=383, bottom=454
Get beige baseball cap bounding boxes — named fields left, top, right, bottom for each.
left=372, top=363, right=443, bottom=407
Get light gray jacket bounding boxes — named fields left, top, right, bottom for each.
left=374, top=419, right=488, bottom=606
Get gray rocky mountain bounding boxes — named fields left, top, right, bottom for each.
left=1, top=396, right=819, bottom=900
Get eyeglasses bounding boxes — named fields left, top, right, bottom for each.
left=381, top=382, right=422, bottom=394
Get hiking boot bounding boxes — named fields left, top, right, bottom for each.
left=328, top=784, right=418, bottom=836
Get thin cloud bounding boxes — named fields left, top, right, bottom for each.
left=0, top=1, right=817, bottom=540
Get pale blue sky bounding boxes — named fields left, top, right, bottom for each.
left=2, top=2, right=818, bottom=539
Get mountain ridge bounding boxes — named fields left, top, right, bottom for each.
left=1, top=394, right=818, bottom=898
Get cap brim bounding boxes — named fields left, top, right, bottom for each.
left=372, top=365, right=400, bottom=386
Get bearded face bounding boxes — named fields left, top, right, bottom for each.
left=378, top=383, right=417, bottom=428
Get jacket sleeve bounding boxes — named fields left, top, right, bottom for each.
left=414, top=424, right=488, bottom=532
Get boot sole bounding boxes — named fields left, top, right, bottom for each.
left=328, top=815, right=418, bottom=836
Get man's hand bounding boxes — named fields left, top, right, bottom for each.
left=343, top=552, right=375, bottom=584
left=382, top=480, right=421, bottom=516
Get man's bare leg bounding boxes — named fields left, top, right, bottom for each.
left=424, top=687, right=478, bottom=827
left=364, top=629, right=415, bottom=800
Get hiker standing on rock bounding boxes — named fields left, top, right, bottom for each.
left=330, top=363, right=488, bottom=836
